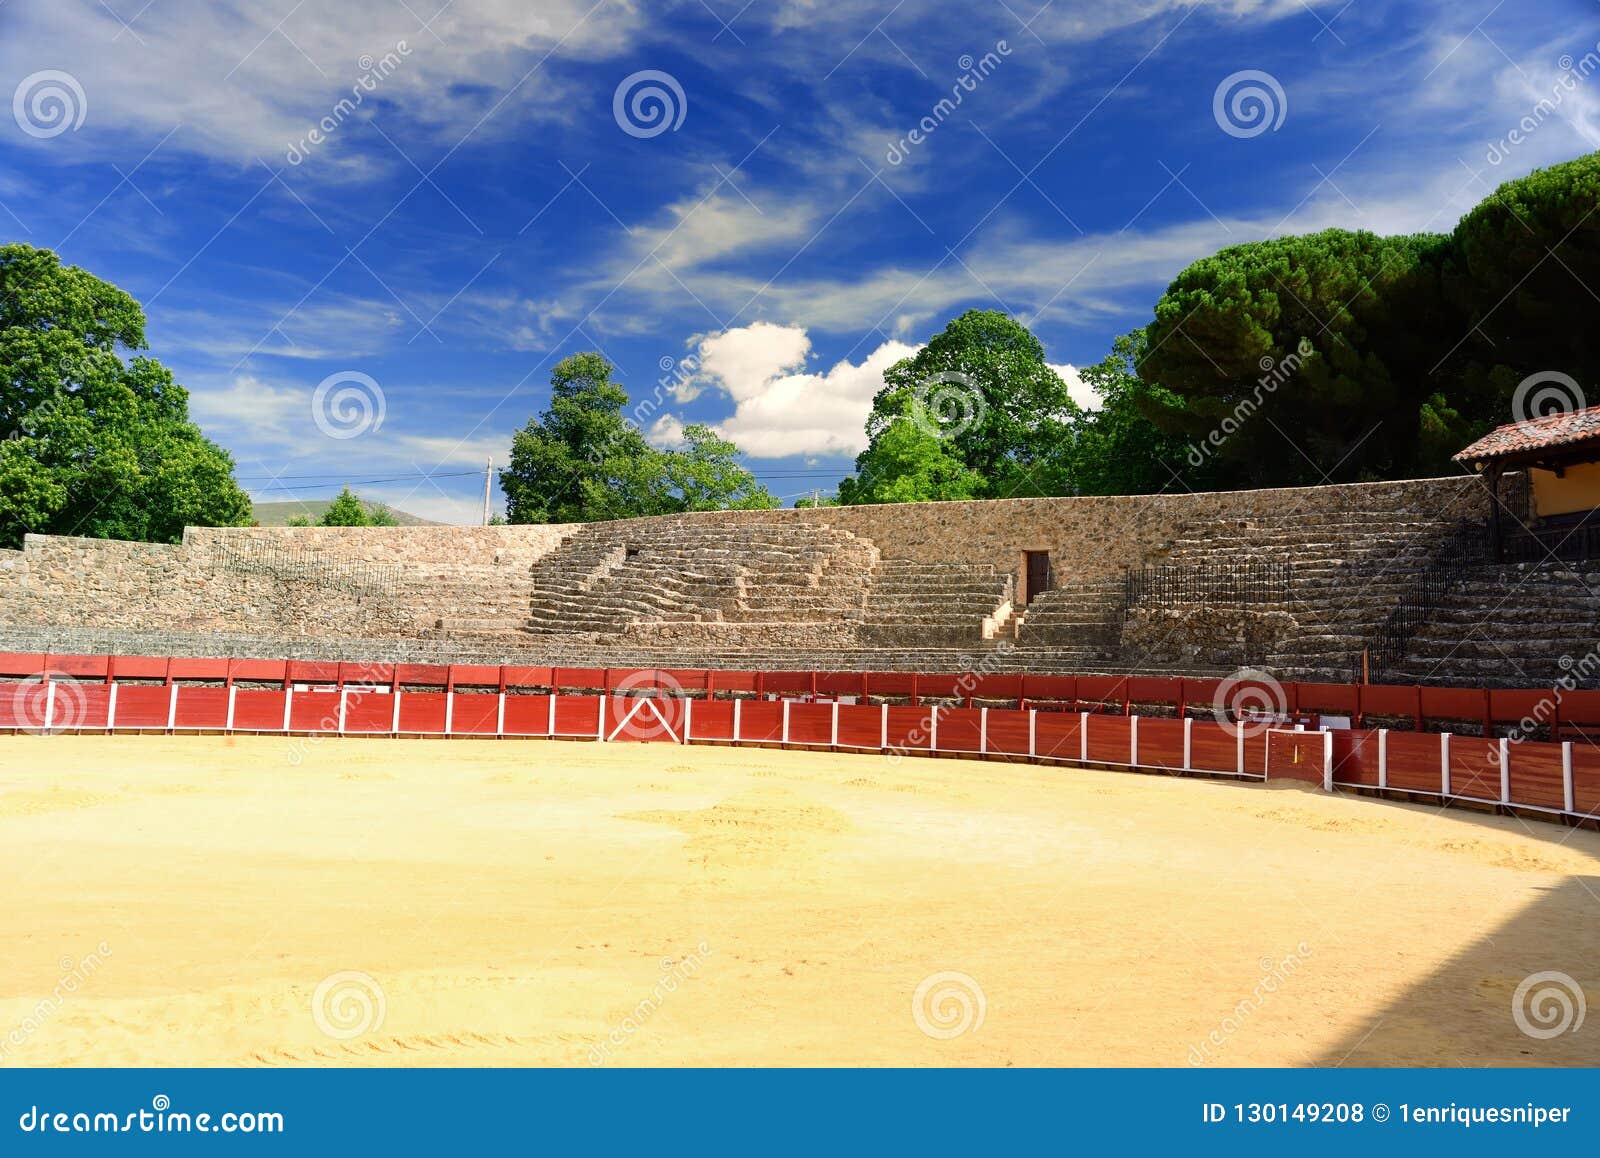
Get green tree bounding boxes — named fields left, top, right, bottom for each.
left=502, top=354, right=773, bottom=522
left=1139, top=229, right=1455, bottom=484
left=1447, top=151, right=1600, bottom=409
left=842, top=310, right=1078, bottom=502
left=291, top=486, right=399, bottom=527
left=0, top=244, right=252, bottom=547
left=1069, top=330, right=1199, bottom=495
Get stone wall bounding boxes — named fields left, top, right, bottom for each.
left=0, top=475, right=1491, bottom=649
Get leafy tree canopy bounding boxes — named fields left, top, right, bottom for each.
left=840, top=310, right=1078, bottom=503
left=0, top=244, right=252, bottom=548
left=501, top=353, right=774, bottom=523
left=287, top=487, right=400, bottom=527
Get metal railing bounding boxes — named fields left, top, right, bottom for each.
left=208, top=539, right=406, bottom=598
left=1500, top=519, right=1600, bottom=564
left=1122, top=560, right=1291, bottom=609
left=1358, top=521, right=1488, bottom=683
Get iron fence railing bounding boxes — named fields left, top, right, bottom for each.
left=1121, top=560, right=1291, bottom=609
left=1358, top=521, right=1488, bottom=683
left=208, top=539, right=405, bottom=598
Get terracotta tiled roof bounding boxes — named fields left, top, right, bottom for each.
left=1453, top=405, right=1600, bottom=464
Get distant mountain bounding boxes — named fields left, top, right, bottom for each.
left=250, top=500, right=443, bottom=527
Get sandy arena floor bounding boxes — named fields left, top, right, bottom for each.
left=1, top=733, right=1597, bottom=1067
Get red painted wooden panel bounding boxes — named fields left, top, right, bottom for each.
left=1265, top=731, right=1323, bottom=784
left=1022, top=675, right=1076, bottom=702
left=1137, top=718, right=1186, bottom=770
left=937, top=707, right=984, bottom=753
left=1421, top=687, right=1487, bottom=724
left=762, top=672, right=812, bottom=696
left=450, top=693, right=500, bottom=735
left=339, top=662, right=394, bottom=687
left=1507, top=743, right=1566, bottom=811
left=1085, top=714, right=1133, bottom=764
left=450, top=664, right=501, bottom=689
left=1078, top=676, right=1127, bottom=705
left=231, top=659, right=286, bottom=683
left=501, top=693, right=553, bottom=736
left=288, top=660, right=340, bottom=685
left=835, top=704, right=883, bottom=748
left=0, top=680, right=46, bottom=728
left=1128, top=676, right=1179, bottom=706
left=111, top=656, right=169, bottom=679
left=113, top=685, right=173, bottom=728
left=815, top=672, right=866, bottom=698
left=398, top=691, right=450, bottom=734
left=397, top=664, right=450, bottom=688
left=1384, top=731, right=1444, bottom=792
left=864, top=671, right=917, bottom=697
left=503, top=666, right=553, bottom=689
left=552, top=695, right=601, bottom=737
left=687, top=700, right=736, bottom=741
left=917, top=674, right=965, bottom=698
left=972, top=674, right=1023, bottom=701
left=54, top=682, right=112, bottom=729
left=1033, top=712, right=1081, bottom=760
left=167, top=658, right=228, bottom=682
left=0, top=653, right=46, bottom=677
left=737, top=700, right=784, bottom=743
left=342, top=691, right=396, bottom=734
left=1242, top=729, right=1269, bottom=776
left=884, top=705, right=934, bottom=752
left=1333, top=729, right=1381, bottom=787
left=1571, top=744, right=1600, bottom=814
left=659, top=669, right=710, bottom=693
left=1360, top=684, right=1418, bottom=719
left=173, top=686, right=230, bottom=729
left=711, top=671, right=761, bottom=694
left=785, top=702, right=834, bottom=745
left=1491, top=690, right=1552, bottom=727
left=289, top=690, right=341, bottom=732
left=1560, top=690, right=1600, bottom=726
left=553, top=668, right=607, bottom=692
left=1187, top=720, right=1238, bottom=775
left=46, top=654, right=110, bottom=679
left=985, top=710, right=1033, bottom=756
left=1449, top=736, right=1501, bottom=801
left=1298, top=683, right=1358, bottom=715
left=232, top=689, right=286, bottom=730
left=606, top=696, right=681, bottom=742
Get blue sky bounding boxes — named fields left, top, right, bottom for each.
left=2, top=0, right=1597, bottom=521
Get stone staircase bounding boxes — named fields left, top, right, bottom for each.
left=1384, top=561, right=1600, bottom=687
left=858, top=561, right=1014, bottom=648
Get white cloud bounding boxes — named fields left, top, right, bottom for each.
left=1049, top=363, right=1098, bottom=411
left=645, top=413, right=687, bottom=449
left=686, top=324, right=918, bottom=457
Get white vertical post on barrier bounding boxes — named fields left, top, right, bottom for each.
left=446, top=690, right=456, bottom=738
left=1563, top=741, right=1575, bottom=814
left=1378, top=729, right=1388, bottom=789
left=782, top=700, right=791, bottom=745
left=684, top=697, right=693, bottom=743
left=1499, top=737, right=1510, bottom=803
left=282, top=686, right=293, bottom=733
left=596, top=697, right=605, bottom=742
left=831, top=701, right=839, bottom=748
left=546, top=693, right=555, bottom=737
left=1182, top=717, right=1193, bottom=770
left=226, top=685, right=237, bottom=731
left=733, top=697, right=743, bottom=743
left=929, top=706, right=939, bottom=752
left=1236, top=723, right=1245, bottom=776
left=1129, top=715, right=1139, bottom=767
left=1079, top=712, right=1089, bottom=763
left=106, top=682, right=118, bottom=731
left=392, top=689, right=403, bottom=736
left=43, top=680, right=56, bottom=731
left=880, top=703, right=888, bottom=751
left=338, top=689, right=347, bottom=735
left=1322, top=732, right=1334, bottom=792
left=980, top=707, right=988, bottom=755
left=167, top=683, right=178, bottom=731
left=1028, top=709, right=1037, bottom=758
left=1441, top=732, right=1452, bottom=797
left=496, top=691, right=506, bottom=737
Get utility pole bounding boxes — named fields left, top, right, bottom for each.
left=482, top=456, right=493, bottom=526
